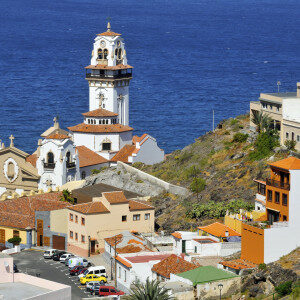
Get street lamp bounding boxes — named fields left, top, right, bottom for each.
left=110, top=257, right=113, bottom=280
left=218, top=283, right=223, bottom=300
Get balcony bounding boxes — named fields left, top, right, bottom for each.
left=86, top=73, right=132, bottom=80
left=44, top=163, right=55, bottom=169
left=266, top=178, right=290, bottom=191
left=66, top=162, right=76, bottom=169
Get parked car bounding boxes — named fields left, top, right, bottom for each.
left=78, top=268, right=88, bottom=276
left=86, top=281, right=101, bottom=292
left=69, top=265, right=86, bottom=276
left=43, top=249, right=58, bottom=259
left=96, top=286, right=125, bottom=297
left=59, top=253, right=73, bottom=262
left=64, top=255, right=76, bottom=266
left=68, top=257, right=91, bottom=269
left=52, top=251, right=66, bottom=261
left=78, top=266, right=107, bottom=280
left=13, top=263, right=18, bottom=273
left=80, top=274, right=107, bottom=285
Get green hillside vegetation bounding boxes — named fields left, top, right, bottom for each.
left=134, top=114, right=293, bottom=233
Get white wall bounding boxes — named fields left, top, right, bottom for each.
left=80, top=162, right=109, bottom=179
left=282, top=98, right=300, bottom=123
left=264, top=169, right=300, bottom=263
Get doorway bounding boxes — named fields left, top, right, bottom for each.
left=39, top=235, right=43, bottom=246
left=267, top=209, right=280, bottom=225
left=91, top=240, right=96, bottom=254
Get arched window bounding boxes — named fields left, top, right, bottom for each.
left=7, top=162, right=15, bottom=180
left=103, top=49, right=108, bottom=59
left=66, top=151, right=71, bottom=164
left=106, top=119, right=108, bottom=124
left=115, top=49, right=118, bottom=56
left=118, top=48, right=122, bottom=60
left=98, top=49, right=103, bottom=59
left=47, top=152, right=54, bottom=164
left=81, top=171, right=86, bottom=180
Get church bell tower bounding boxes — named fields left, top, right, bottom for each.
left=85, top=22, right=133, bottom=126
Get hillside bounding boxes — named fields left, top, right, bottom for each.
left=134, top=114, right=291, bottom=233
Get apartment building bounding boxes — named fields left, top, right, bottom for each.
left=250, top=82, right=300, bottom=150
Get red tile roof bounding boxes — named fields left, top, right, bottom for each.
left=103, top=191, right=129, bottom=204
left=269, top=156, right=300, bottom=171
left=85, top=64, right=133, bottom=70
left=171, top=232, right=182, bottom=239
left=116, top=255, right=132, bottom=268
left=129, top=199, right=154, bottom=211
left=0, top=192, right=69, bottom=229
left=152, top=254, right=198, bottom=279
left=253, top=179, right=266, bottom=185
left=69, top=201, right=110, bottom=214
left=82, top=108, right=118, bottom=118
left=220, top=259, right=257, bottom=270
left=97, top=31, right=121, bottom=37
left=68, top=123, right=133, bottom=133
left=110, top=145, right=136, bottom=163
left=76, top=146, right=107, bottom=168
left=104, top=234, right=124, bottom=247
left=125, top=254, right=172, bottom=264
left=26, top=154, right=38, bottom=168
left=46, top=133, right=70, bottom=140
left=132, top=134, right=148, bottom=145
left=198, top=222, right=241, bottom=238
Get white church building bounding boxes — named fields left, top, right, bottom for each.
left=0, top=22, right=164, bottom=197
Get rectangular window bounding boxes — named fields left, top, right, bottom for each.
left=275, top=192, right=280, bottom=203
left=286, top=132, right=289, bottom=139
left=81, top=235, right=85, bottom=243
left=297, top=135, right=300, bottom=142
left=267, top=190, right=273, bottom=202
left=81, top=217, right=85, bottom=225
left=277, top=106, right=280, bottom=112
left=282, top=193, right=288, bottom=206
left=124, top=270, right=127, bottom=282
left=69, top=213, right=73, bottom=221
left=258, top=184, right=266, bottom=196
left=75, top=215, right=78, bottom=223
left=13, top=230, right=19, bottom=238
left=133, top=214, right=140, bottom=221
left=145, top=213, right=150, bottom=220
left=122, top=215, right=127, bottom=222
left=70, top=231, right=73, bottom=239
left=292, top=132, right=295, bottom=141
left=118, top=267, right=121, bottom=278
left=283, top=215, right=287, bottom=221
left=75, top=233, right=78, bottom=240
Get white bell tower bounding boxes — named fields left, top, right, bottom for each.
left=85, top=22, right=133, bottom=126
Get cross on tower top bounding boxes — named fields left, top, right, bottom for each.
left=53, top=115, right=60, bottom=129
left=107, top=17, right=111, bottom=32
left=9, top=134, right=15, bottom=148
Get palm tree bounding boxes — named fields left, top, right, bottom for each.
left=60, top=189, right=75, bottom=205
left=251, top=111, right=272, bottom=133
left=125, top=279, right=174, bottom=300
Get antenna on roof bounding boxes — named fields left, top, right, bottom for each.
left=277, top=81, right=281, bottom=94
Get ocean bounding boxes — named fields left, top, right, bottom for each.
left=0, top=0, right=299, bottom=154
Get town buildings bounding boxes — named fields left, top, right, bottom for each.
left=250, top=82, right=300, bottom=150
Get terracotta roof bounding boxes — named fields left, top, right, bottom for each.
left=255, top=198, right=266, bottom=204
left=198, top=222, right=241, bottom=238
left=129, top=199, right=154, bottom=211
left=152, top=254, right=198, bottom=279
left=110, top=145, right=136, bottom=163
left=171, top=232, right=182, bottom=239
left=132, top=134, right=148, bottom=145
left=103, top=191, right=129, bottom=204
left=104, top=234, right=123, bottom=247
left=0, top=192, right=69, bottom=229
left=116, top=255, right=132, bottom=268
left=46, top=133, right=70, bottom=140
left=269, top=156, right=300, bottom=170
left=69, top=202, right=109, bottom=214
left=125, top=254, right=171, bottom=264
left=117, top=244, right=145, bottom=254
left=68, top=123, right=133, bottom=133
left=253, top=179, right=266, bottom=185
left=76, top=145, right=107, bottom=168
left=220, top=259, right=257, bottom=270
left=26, top=154, right=38, bottom=168
left=82, top=108, right=118, bottom=118
left=85, top=64, right=133, bottom=70
left=97, top=31, right=121, bottom=36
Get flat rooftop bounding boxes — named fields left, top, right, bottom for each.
left=262, top=92, right=297, bottom=98
left=125, top=254, right=171, bottom=263
left=0, top=282, right=51, bottom=300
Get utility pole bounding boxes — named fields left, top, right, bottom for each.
left=277, top=81, right=281, bottom=94
left=212, top=109, right=215, bottom=132
left=88, top=236, right=90, bottom=257
left=114, top=235, right=117, bottom=288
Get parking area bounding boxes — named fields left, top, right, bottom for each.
left=12, top=250, right=113, bottom=300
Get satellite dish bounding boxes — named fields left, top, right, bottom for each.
left=4, top=261, right=9, bottom=268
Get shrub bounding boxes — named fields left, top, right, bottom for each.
left=184, top=165, right=201, bottom=179
left=275, top=281, right=293, bottom=296
left=230, top=119, right=239, bottom=126
left=8, top=236, right=21, bottom=246
left=284, top=139, right=297, bottom=151
left=189, top=177, right=206, bottom=197
left=232, top=133, right=248, bottom=143
left=258, top=263, right=267, bottom=270
left=91, top=169, right=101, bottom=175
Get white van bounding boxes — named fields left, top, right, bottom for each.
left=78, top=266, right=107, bottom=279
left=43, top=249, right=57, bottom=259
left=68, top=257, right=91, bottom=269
left=60, top=253, right=73, bottom=262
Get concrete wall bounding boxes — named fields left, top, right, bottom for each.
left=80, top=162, right=109, bottom=178
left=117, top=161, right=189, bottom=197
left=50, top=209, right=69, bottom=235
left=0, top=255, right=13, bottom=283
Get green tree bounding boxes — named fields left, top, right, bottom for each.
left=125, top=279, right=174, bottom=300
left=8, top=236, right=21, bottom=246
left=284, top=139, right=297, bottom=151
left=189, top=177, right=206, bottom=199
left=275, top=281, right=293, bottom=296
left=60, top=189, right=75, bottom=205
left=251, top=112, right=272, bottom=133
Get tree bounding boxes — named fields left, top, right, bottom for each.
left=8, top=236, right=21, bottom=246
left=60, top=189, right=75, bottom=205
left=125, top=279, right=174, bottom=300
left=189, top=177, right=206, bottom=199
left=284, top=139, right=297, bottom=151
left=251, top=112, right=272, bottom=133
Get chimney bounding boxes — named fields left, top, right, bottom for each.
left=297, top=82, right=300, bottom=97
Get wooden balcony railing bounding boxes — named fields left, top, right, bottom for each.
left=266, top=178, right=290, bottom=190
left=86, top=73, right=132, bottom=80
left=44, top=162, right=55, bottom=169
left=66, top=162, right=76, bottom=169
